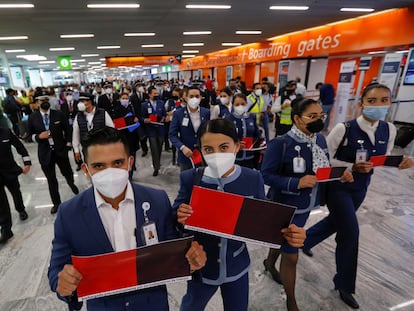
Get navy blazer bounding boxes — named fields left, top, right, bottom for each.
left=172, top=166, right=265, bottom=284
left=27, top=109, right=71, bottom=166
left=261, top=132, right=328, bottom=213
left=141, top=99, right=166, bottom=137
left=168, top=107, right=210, bottom=166
left=48, top=183, right=177, bottom=311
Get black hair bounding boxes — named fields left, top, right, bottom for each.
left=183, top=86, right=200, bottom=95
left=81, top=127, right=129, bottom=162
left=147, top=86, right=157, bottom=94
left=315, top=82, right=323, bottom=90
left=291, top=98, right=319, bottom=122
left=361, top=83, right=391, bottom=100
left=219, top=87, right=232, bottom=96
left=252, top=82, right=261, bottom=89
left=199, top=119, right=239, bottom=144
left=232, top=93, right=247, bottom=104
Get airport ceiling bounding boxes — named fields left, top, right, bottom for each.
left=0, top=0, right=412, bottom=71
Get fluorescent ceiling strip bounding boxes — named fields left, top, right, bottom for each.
left=183, top=31, right=212, bottom=35
left=97, top=46, right=120, bottom=49
left=49, top=47, right=75, bottom=51
left=182, top=55, right=196, bottom=58
left=0, top=36, right=28, bottom=40
left=340, top=8, right=374, bottom=12
left=269, top=6, right=309, bottom=10
left=81, top=54, right=99, bottom=57
left=185, top=4, right=231, bottom=9
left=141, top=44, right=164, bottom=48
left=183, top=43, right=204, bottom=46
left=5, top=49, right=26, bottom=53
left=222, top=42, right=242, bottom=46
left=0, top=4, right=34, bottom=8
left=39, top=61, right=55, bottom=64
left=60, top=34, right=94, bottom=38
left=236, top=30, right=262, bottom=35
left=87, top=3, right=140, bottom=8
left=182, top=50, right=199, bottom=53
left=124, top=33, right=155, bottom=36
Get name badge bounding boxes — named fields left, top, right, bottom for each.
left=355, top=149, right=367, bottom=163
left=68, top=118, right=73, bottom=126
left=293, top=157, right=306, bottom=173
left=147, top=107, right=152, bottom=114
left=140, top=202, right=159, bottom=246
left=182, top=117, right=189, bottom=127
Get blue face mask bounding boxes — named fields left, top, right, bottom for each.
left=363, top=106, right=389, bottom=121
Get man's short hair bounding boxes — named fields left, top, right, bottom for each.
left=81, top=127, right=130, bottom=162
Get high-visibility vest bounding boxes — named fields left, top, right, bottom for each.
left=279, top=98, right=293, bottom=125
left=247, top=94, right=264, bottom=124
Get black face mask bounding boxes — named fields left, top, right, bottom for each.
left=306, top=119, right=324, bottom=133
left=172, top=95, right=179, bottom=100
left=286, top=89, right=295, bottom=95
left=40, top=102, right=51, bottom=110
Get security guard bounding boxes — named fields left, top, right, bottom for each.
left=0, top=127, right=31, bottom=244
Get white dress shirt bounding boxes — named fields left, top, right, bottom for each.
left=328, top=115, right=397, bottom=169
left=188, top=107, right=201, bottom=133
left=211, top=103, right=232, bottom=120
left=72, top=107, right=115, bottom=153
left=94, top=182, right=137, bottom=252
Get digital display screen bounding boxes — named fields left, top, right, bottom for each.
left=403, top=50, right=414, bottom=85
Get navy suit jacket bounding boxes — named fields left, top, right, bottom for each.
left=141, top=99, right=166, bottom=137
left=48, top=183, right=178, bottom=311
left=168, top=107, right=210, bottom=166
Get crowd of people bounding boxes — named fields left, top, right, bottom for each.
left=0, top=77, right=412, bottom=310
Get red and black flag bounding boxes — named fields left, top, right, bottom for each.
left=72, top=237, right=193, bottom=301
left=186, top=186, right=296, bottom=248
left=370, top=155, right=403, bottom=167
left=316, top=167, right=347, bottom=182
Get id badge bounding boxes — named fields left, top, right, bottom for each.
left=68, top=118, right=73, bottom=126
left=141, top=221, right=159, bottom=246
left=355, top=149, right=368, bottom=163
left=293, top=156, right=306, bottom=173
left=182, top=117, right=189, bottom=127
left=147, top=107, right=152, bottom=114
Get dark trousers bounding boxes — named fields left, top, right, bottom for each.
left=0, top=185, right=12, bottom=232
left=180, top=272, right=248, bottom=311
left=41, top=151, right=75, bottom=207
left=304, top=184, right=367, bottom=293
left=0, top=176, right=26, bottom=231
left=148, top=135, right=163, bottom=171
left=8, top=114, right=20, bottom=136
left=164, top=122, right=171, bottom=150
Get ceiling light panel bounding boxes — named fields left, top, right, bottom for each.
left=5, top=49, right=26, bottom=53
left=81, top=54, right=99, bottom=57
left=49, top=47, right=75, bottom=51
left=0, top=36, right=29, bottom=40
left=124, top=33, right=156, bottom=37
left=236, top=30, right=262, bottom=35
left=87, top=3, right=140, bottom=9
left=141, top=44, right=164, bottom=48
left=60, top=34, right=95, bottom=38
left=97, top=46, right=120, bottom=49
left=340, top=8, right=375, bottom=12
left=269, top=6, right=309, bottom=10
left=182, top=50, right=199, bottom=53
left=222, top=42, right=242, bottom=46
left=185, top=4, right=231, bottom=9
left=183, top=43, right=204, bottom=46
left=0, top=4, right=34, bottom=8
left=183, top=31, right=212, bottom=35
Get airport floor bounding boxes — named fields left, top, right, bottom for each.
left=0, top=135, right=413, bottom=311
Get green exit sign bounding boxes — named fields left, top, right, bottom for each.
left=58, top=56, right=72, bottom=70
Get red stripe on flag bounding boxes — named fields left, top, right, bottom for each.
left=316, top=167, right=332, bottom=181
left=188, top=186, right=244, bottom=235
left=73, top=249, right=138, bottom=299
left=113, top=117, right=127, bottom=129
left=370, top=155, right=386, bottom=167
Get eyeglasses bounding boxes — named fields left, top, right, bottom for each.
left=301, top=113, right=327, bottom=121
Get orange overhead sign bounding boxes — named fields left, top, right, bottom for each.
left=106, top=55, right=181, bottom=67
left=180, top=7, right=414, bottom=70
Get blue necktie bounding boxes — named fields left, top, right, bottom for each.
left=44, top=113, right=49, bottom=130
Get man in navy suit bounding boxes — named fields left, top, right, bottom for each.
left=48, top=127, right=206, bottom=311
left=169, top=87, right=210, bottom=171
left=141, top=86, right=166, bottom=176
left=28, top=95, right=79, bottom=214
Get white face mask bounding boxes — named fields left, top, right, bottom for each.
left=188, top=97, right=200, bottom=109
left=138, top=86, right=144, bottom=93
left=254, top=89, right=262, bottom=97
left=89, top=167, right=129, bottom=199
left=203, top=152, right=236, bottom=178
left=220, top=97, right=229, bottom=105
left=77, top=102, right=86, bottom=112
left=105, top=88, right=113, bottom=95
left=233, top=105, right=247, bottom=116
left=66, top=95, right=73, bottom=102
left=120, top=99, right=129, bottom=107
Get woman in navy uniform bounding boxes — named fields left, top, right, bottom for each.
left=261, top=98, right=353, bottom=311
left=226, top=93, right=262, bottom=169
left=302, top=83, right=413, bottom=309
left=173, top=118, right=306, bottom=311
left=211, top=87, right=232, bottom=120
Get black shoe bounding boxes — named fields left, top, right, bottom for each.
left=70, top=184, right=79, bottom=195
left=263, top=259, right=282, bottom=284
left=153, top=170, right=159, bottom=176
left=19, top=211, right=28, bottom=221
left=339, top=289, right=359, bottom=309
left=0, top=231, right=13, bottom=244
left=142, top=151, right=148, bottom=157
left=51, top=205, right=58, bottom=214
left=302, top=247, right=313, bottom=257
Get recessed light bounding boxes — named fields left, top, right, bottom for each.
left=97, top=46, right=120, bottom=49
left=236, top=30, right=262, bottom=35
left=185, top=4, right=231, bottom=9
left=182, top=55, right=196, bottom=58
left=183, top=43, right=204, bottom=47
left=124, top=33, right=156, bottom=37
left=16, top=54, right=47, bottom=61
left=182, top=50, right=199, bottom=53
left=87, top=3, right=140, bottom=9
left=39, top=61, right=56, bottom=64
left=183, top=31, right=212, bottom=35
left=49, top=47, right=75, bottom=51
left=0, top=36, right=29, bottom=40
left=60, top=34, right=95, bottom=38
left=222, top=42, right=242, bottom=46
left=141, top=44, right=164, bottom=48
left=81, top=54, right=99, bottom=57
left=340, top=8, right=374, bottom=12
left=88, top=62, right=102, bottom=65
left=5, top=49, right=26, bottom=53
left=99, top=58, right=106, bottom=61
left=0, top=4, right=34, bottom=8
left=71, top=59, right=86, bottom=62
left=269, top=6, right=309, bottom=10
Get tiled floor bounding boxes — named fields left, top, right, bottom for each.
left=0, top=139, right=413, bottom=311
